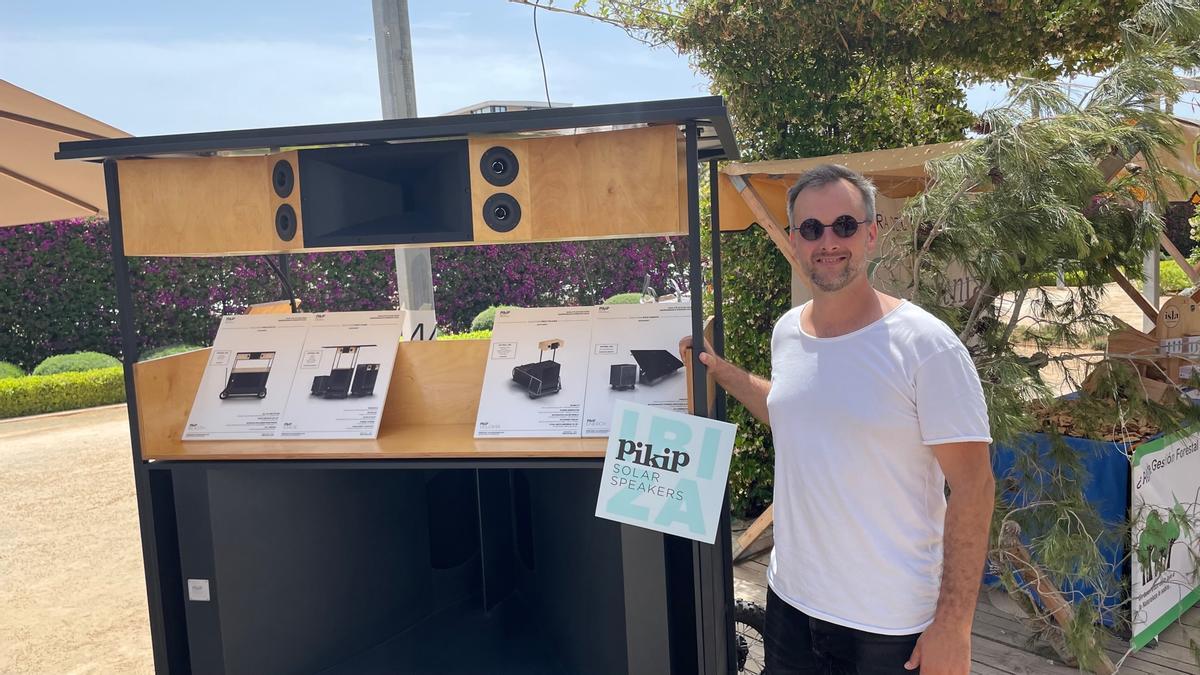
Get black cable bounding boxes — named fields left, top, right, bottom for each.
left=259, top=255, right=298, bottom=313
left=533, top=3, right=552, bottom=109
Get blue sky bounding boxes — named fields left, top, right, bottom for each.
left=5, top=1, right=1191, bottom=138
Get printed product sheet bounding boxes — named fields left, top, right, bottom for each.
left=183, top=311, right=404, bottom=440
left=474, top=306, right=595, bottom=438
left=582, top=303, right=691, bottom=436
left=277, top=311, right=406, bottom=439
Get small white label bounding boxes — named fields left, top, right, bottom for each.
left=187, top=578, right=211, bottom=602
left=490, top=341, right=518, bottom=360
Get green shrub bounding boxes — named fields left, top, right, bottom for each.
left=0, top=362, right=25, bottom=379
left=1158, top=260, right=1193, bottom=293
left=1028, top=268, right=1110, bottom=287
left=602, top=292, right=645, bottom=304
left=32, top=351, right=121, bottom=376
left=470, top=305, right=516, bottom=332
left=0, top=366, right=126, bottom=419
left=141, top=344, right=203, bottom=361
left=438, top=330, right=493, bottom=341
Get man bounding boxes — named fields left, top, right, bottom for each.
left=684, top=164, right=993, bottom=674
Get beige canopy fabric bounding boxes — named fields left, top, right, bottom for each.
left=0, top=79, right=128, bottom=228
left=719, top=119, right=1200, bottom=232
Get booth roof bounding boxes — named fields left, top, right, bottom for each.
left=1, top=79, right=128, bottom=228
left=56, top=96, right=738, bottom=163
left=718, top=118, right=1200, bottom=232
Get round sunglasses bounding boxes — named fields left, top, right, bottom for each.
left=788, top=215, right=870, bottom=241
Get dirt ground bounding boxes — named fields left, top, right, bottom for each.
left=0, top=405, right=153, bottom=674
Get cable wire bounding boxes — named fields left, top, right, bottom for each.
left=260, top=255, right=298, bottom=313
left=532, top=3, right=552, bottom=108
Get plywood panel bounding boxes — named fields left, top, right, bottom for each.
left=528, top=125, right=686, bottom=240
left=118, top=156, right=305, bottom=256
left=468, top=137, right=533, bottom=244
left=131, top=340, right=607, bottom=460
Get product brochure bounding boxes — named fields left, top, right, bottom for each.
left=474, top=303, right=694, bottom=438
left=183, top=311, right=405, bottom=441
left=582, top=303, right=691, bottom=436
left=474, top=306, right=596, bottom=438
left=277, top=311, right=406, bottom=439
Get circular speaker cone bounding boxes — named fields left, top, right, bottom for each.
left=271, top=159, right=295, bottom=198
left=480, top=146, right=518, bottom=187
left=275, top=204, right=297, bottom=241
left=483, top=193, right=521, bottom=232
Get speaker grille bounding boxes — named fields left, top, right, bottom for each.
left=480, top=146, right=519, bottom=187
left=275, top=204, right=297, bottom=241
left=482, top=193, right=521, bottom=232
left=271, top=159, right=295, bottom=198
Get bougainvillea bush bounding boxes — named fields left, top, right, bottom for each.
left=0, top=219, right=687, bottom=369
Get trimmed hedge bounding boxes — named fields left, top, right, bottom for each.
left=0, top=362, right=25, bottom=379
left=0, top=366, right=126, bottom=419
left=602, top=292, right=644, bottom=304
left=33, top=351, right=121, bottom=376
left=438, top=330, right=492, bottom=341
left=470, top=306, right=516, bottom=332
left=141, top=344, right=203, bottom=361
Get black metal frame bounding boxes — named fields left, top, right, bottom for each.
left=90, top=99, right=738, bottom=674
left=59, top=96, right=738, bottom=163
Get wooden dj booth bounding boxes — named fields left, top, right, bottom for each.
left=57, top=98, right=739, bottom=674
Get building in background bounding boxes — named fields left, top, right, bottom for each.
left=442, top=100, right=571, bottom=116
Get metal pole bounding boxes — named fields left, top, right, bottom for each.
left=372, top=0, right=435, bottom=314
left=104, top=160, right=169, bottom=671
left=372, top=0, right=417, bottom=118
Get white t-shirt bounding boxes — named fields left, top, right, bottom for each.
left=764, top=299, right=991, bottom=635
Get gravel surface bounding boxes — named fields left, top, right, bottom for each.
left=0, top=405, right=153, bottom=674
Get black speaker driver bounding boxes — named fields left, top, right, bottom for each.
left=271, top=159, right=295, bottom=198
left=480, top=146, right=519, bottom=187
left=483, top=193, right=521, bottom=233
left=275, top=204, right=297, bottom=241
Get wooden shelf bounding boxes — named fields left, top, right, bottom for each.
left=133, top=340, right=613, bottom=462
left=144, top=423, right=608, bottom=461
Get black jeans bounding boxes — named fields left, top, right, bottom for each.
left=764, top=587, right=921, bottom=674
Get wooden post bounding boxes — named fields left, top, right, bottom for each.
left=726, top=174, right=804, bottom=272
left=1107, top=264, right=1159, bottom=323
left=732, top=503, right=774, bottom=562
left=1160, top=233, right=1200, bottom=287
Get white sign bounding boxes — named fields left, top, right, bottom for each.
left=595, top=401, right=736, bottom=543
left=183, top=311, right=405, bottom=440
left=474, top=307, right=595, bottom=438
left=1130, top=429, right=1200, bottom=649
left=582, top=303, right=691, bottom=436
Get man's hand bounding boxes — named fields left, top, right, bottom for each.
left=678, top=334, right=718, bottom=367
left=677, top=334, right=772, bottom=424
left=905, top=619, right=971, bottom=674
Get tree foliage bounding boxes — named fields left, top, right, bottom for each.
left=558, top=0, right=976, bottom=513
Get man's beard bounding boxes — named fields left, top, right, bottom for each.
left=803, top=254, right=861, bottom=292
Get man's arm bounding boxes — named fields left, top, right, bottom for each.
left=906, top=441, right=994, bottom=674
left=678, top=336, right=771, bottom=425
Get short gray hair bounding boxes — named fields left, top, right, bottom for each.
left=785, top=164, right=876, bottom=229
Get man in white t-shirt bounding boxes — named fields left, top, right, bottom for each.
left=683, top=164, right=993, bottom=674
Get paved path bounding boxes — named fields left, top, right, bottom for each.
left=0, top=405, right=153, bottom=675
